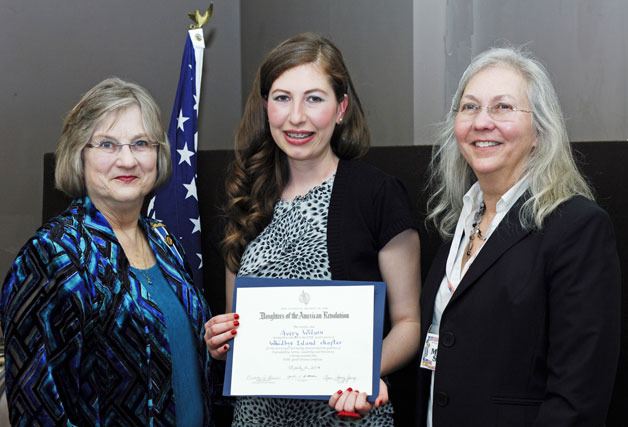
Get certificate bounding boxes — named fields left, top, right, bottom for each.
left=223, top=277, right=386, bottom=400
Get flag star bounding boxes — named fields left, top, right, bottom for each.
left=196, top=253, right=203, bottom=269
left=193, top=94, right=199, bottom=113
left=177, top=142, right=195, bottom=166
left=183, top=177, right=198, bottom=200
left=190, top=216, right=201, bottom=234
left=177, top=109, right=189, bottom=131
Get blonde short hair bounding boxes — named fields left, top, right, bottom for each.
left=55, top=77, right=171, bottom=197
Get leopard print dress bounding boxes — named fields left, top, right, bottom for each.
left=234, top=176, right=395, bottom=427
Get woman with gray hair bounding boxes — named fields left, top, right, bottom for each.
left=0, top=78, right=212, bottom=426
left=419, top=47, right=620, bottom=426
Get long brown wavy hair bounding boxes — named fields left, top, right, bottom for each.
left=222, top=32, right=370, bottom=272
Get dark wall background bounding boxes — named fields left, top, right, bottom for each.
left=41, top=142, right=628, bottom=426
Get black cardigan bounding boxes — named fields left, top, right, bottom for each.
left=327, top=158, right=417, bottom=281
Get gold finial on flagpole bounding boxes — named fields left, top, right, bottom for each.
left=188, top=3, right=213, bottom=29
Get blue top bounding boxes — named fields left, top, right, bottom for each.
left=132, top=264, right=204, bottom=427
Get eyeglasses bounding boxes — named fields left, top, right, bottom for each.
left=454, top=102, right=532, bottom=122
left=85, top=140, right=159, bottom=155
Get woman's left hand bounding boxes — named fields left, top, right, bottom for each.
left=328, top=378, right=388, bottom=418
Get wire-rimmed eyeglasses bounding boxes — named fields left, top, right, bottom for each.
left=85, top=140, right=159, bottom=155
left=453, top=102, right=532, bottom=122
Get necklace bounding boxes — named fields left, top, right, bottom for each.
left=466, top=201, right=487, bottom=257
left=117, top=225, right=154, bottom=284
left=140, top=268, right=153, bottom=285
left=136, top=235, right=154, bottom=285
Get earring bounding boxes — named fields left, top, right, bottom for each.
left=338, top=117, right=343, bottom=124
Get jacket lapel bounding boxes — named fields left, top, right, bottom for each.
left=144, top=221, right=206, bottom=328
left=421, top=243, right=449, bottom=328
left=448, top=197, right=531, bottom=304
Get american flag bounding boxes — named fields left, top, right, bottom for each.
left=148, top=29, right=205, bottom=288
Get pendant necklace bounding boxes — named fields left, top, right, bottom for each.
left=141, top=269, right=153, bottom=285
left=125, top=227, right=152, bottom=285
left=466, top=201, right=487, bottom=257
left=139, top=238, right=153, bottom=285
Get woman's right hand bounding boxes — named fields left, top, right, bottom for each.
left=204, top=313, right=240, bottom=360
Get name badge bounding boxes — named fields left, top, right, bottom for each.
left=420, top=324, right=439, bottom=371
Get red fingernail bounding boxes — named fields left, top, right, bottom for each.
left=233, top=320, right=240, bottom=326
left=336, top=410, right=361, bottom=419
left=347, top=387, right=353, bottom=392
left=234, top=313, right=240, bottom=319
left=223, top=345, right=228, bottom=351
left=231, top=329, right=237, bottom=335
left=337, top=390, right=343, bottom=395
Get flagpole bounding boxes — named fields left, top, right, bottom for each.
left=188, top=3, right=212, bottom=154
left=189, top=28, right=204, bottom=155
left=188, top=3, right=212, bottom=113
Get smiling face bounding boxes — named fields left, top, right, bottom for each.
left=454, top=65, right=537, bottom=191
left=82, top=104, right=157, bottom=214
left=266, top=62, right=347, bottom=168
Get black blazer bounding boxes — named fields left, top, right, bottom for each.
left=418, top=196, right=621, bottom=427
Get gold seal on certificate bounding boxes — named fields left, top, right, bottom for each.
left=223, top=277, right=386, bottom=400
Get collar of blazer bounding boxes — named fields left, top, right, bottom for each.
left=423, top=193, right=532, bottom=316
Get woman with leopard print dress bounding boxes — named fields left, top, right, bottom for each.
left=205, top=33, right=421, bottom=426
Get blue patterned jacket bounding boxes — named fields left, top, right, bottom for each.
left=0, top=197, right=212, bottom=426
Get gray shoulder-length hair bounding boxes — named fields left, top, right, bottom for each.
left=426, top=46, right=593, bottom=238
left=55, top=77, right=171, bottom=197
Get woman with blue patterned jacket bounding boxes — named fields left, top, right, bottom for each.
left=0, top=78, right=212, bottom=426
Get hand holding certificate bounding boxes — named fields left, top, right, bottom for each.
left=223, top=277, right=386, bottom=401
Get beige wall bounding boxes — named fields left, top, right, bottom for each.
left=0, top=0, right=242, bottom=274
left=240, top=0, right=415, bottom=148
left=439, top=0, right=628, bottom=142
left=2, top=0, right=627, bottom=275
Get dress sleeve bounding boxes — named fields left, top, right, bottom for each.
left=535, top=203, right=621, bottom=426
left=1, top=236, right=89, bottom=426
left=372, top=175, right=418, bottom=250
